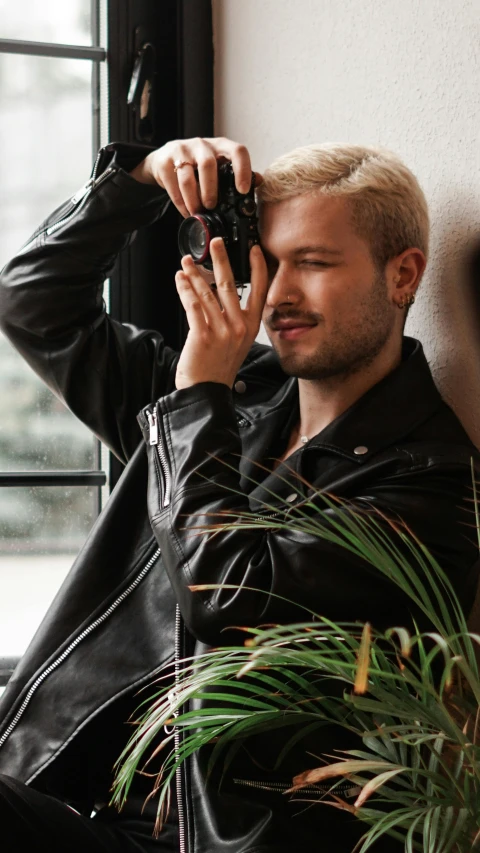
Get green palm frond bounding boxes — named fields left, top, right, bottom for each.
left=111, top=467, right=480, bottom=851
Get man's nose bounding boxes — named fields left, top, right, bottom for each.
left=265, top=265, right=300, bottom=308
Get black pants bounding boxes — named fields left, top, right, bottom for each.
left=1, top=773, right=406, bottom=852
left=0, top=775, right=179, bottom=853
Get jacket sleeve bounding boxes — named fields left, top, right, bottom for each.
left=0, top=142, right=179, bottom=464
left=139, top=383, right=480, bottom=646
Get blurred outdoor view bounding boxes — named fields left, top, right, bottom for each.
left=0, top=1, right=104, bottom=657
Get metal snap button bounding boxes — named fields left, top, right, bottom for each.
left=353, top=446, right=368, bottom=455
left=234, top=380, right=246, bottom=394
left=285, top=492, right=298, bottom=502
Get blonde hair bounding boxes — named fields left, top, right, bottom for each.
left=257, top=143, right=429, bottom=270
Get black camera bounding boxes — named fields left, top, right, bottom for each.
left=178, top=161, right=259, bottom=286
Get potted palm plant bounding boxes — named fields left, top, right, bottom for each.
left=112, top=468, right=480, bottom=852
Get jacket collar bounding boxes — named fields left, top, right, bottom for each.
left=306, top=337, right=443, bottom=462
left=238, top=337, right=443, bottom=463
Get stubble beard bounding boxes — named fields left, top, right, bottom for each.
left=268, top=271, right=396, bottom=382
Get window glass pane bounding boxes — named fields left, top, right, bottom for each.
left=0, top=54, right=93, bottom=266
left=0, top=0, right=92, bottom=46
left=0, top=485, right=97, bottom=656
left=0, top=51, right=96, bottom=468
left=0, top=343, right=96, bottom=469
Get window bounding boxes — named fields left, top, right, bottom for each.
left=0, top=0, right=107, bottom=672
left=0, top=0, right=213, bottom=691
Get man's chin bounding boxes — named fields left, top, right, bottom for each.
left=272, top=346, right=352, bottom=381
left=273, top=348, right=313, bottom=378
left=269, top=339, right=329, bottom=379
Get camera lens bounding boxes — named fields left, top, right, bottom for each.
left=178, top=216, right=209, bottom=262
left=178, top=214, right=225, bottom=265
left=188, top=218, right=209, bottom=258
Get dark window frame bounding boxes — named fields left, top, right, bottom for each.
left=107, top=0, right=214, bottom=488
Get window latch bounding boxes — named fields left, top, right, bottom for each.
left=128, top=38, right=156, bottom=142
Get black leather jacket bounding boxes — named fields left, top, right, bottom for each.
left=0, top=143, right=479, bottom=853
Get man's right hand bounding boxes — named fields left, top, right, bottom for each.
left=129, top=137, right=259, bottom=219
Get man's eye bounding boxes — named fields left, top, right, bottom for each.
left=301, top=260, right=329, bottom=268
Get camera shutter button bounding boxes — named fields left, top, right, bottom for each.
left=234, top=380, right=247, bottom=394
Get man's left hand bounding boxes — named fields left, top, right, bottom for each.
left=174, top=238, right=268, bottom=390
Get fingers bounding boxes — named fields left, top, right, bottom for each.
left=246, top=244, right=269, bottom=316
left=180, top=240, right=267, bottom=327
left=178, top=242, right=267, bottom=374
left=195, top=150, right=220, bottom=209
left=175, top=162, right=202, bottom=215
left=179, top=241, right=241, bottom=327
left=150, top=137, right=256, bottom=216
left=175, top=271, right=207, bottom=334
left=228, top=143, right=253, bottom=194
left=209, top=239, right=242, bottom=314
left=190, top=138, right=252, bottom=205
left=148, top=141, right=208, bottom=217
left=176, top=139, right=218, bottom=213
left=205, top=137, right=253, bottom=193
left=179, top=255, right=224, bottom=324
left=155, top=160, right=191, bottom=218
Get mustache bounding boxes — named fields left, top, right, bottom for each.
left=264, top=309, right=322, bottom=330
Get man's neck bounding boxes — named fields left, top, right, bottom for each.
left=296, top=339, right=403, bottom=439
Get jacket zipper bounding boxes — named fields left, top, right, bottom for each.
left=174, top=604, right=187, bottom=853
left=257, top=508, right=286, bottom=522
left=142, top=407, right=182, bottom=843
left=233, top=778, right=362, bottom=799
left=146, top=406, right=171, bottom=507
left=254, top=505, right=299, bottom=523
left=18, top=149, right=117, bottom=255
left=0, top=548, right=161, bottom=751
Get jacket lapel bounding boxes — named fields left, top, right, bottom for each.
left=237, top=337, right=444, bottom=511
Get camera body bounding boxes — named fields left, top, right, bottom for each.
left=178, top=162, right=259, bottom=285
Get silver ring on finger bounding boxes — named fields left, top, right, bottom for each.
left=174, top=158, right=195, bottom=173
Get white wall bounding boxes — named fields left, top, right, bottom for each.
left=213, top=0, right=480, bottom=446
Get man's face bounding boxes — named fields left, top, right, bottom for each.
left=260, top=193, right=398, bottom=381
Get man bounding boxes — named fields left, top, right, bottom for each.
left=0, top=136, right=478, bottom=852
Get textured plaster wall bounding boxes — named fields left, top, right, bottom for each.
left=212, top=0, right=480, bottom=447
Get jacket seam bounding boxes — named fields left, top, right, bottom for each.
left=382, top=456, right=477, bottom=478
left=162, top=400, right=177, bottom=488
left=166, top=482, right=251, bottom=619
left=234, top=400, right=295, bottom=422
left=169, top=481, right=239, bottom=509
left=162, top=394, right=234, bottom=417
left=37, top=172, right=119, bottom=253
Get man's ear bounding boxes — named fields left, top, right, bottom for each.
left=388, top=248, right=426, bottom=305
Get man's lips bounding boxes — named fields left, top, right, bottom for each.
left=277, top=326, right=315, bottom=340
left=270, top=320, right=317, bottom=340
